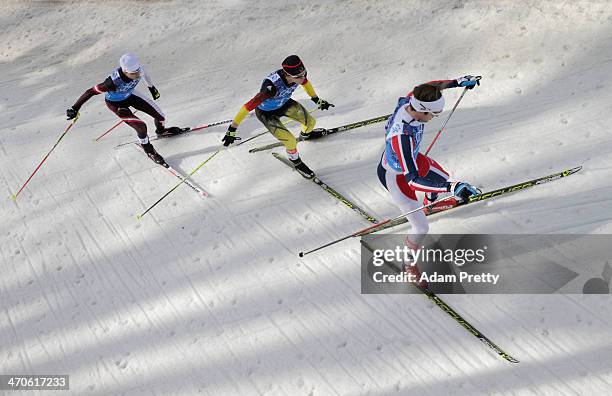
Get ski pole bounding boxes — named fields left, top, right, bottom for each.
left=137, top=147, right=222, bottom=219
left=11, top=115, right=80, bottom=200
left=136, top=106, right=318, bottom=217
left=187, top=118, right=233, bottom=133
left=298, top=195, right=457, bottom=257
left=188, top=111, right=260, bottom=134
left=94, top=111, right=138, bottom=142
left=424, top=76, right=481, bottom=155
left=113, top=118, right=233, bottom=149
left=424, top=89, right=467, bottom=155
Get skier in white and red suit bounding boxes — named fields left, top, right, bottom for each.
left=378, top=76, right=481, bottom=250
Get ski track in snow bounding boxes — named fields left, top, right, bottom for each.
left=2, top=1, right=612, bottom=395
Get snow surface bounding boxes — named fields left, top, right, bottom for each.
left=1, top=1, right=612, bottom=395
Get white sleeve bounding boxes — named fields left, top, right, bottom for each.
left=141, top=66, right=154, bottom=87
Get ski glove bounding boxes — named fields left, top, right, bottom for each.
left=311, top=97, right=335, bottom=111
left=66, top=107, right=79, bottom=120
left=448, top=181, right=479, bottom=201
left=222, top=126, right=238, bottom=147
left=149, top=86, right=160, bottom=100
left=456, top=75, right=481, bottom=90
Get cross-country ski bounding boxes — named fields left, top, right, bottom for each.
left=272, top=152, right=378, bottom=224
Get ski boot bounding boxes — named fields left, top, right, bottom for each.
left=155, top=126, right=188, bottom=137
left=290, top=157, right=315, bottom=179
left=141, top=143, right=166, bottom=166
left=300, top=128, right=327, bottom=140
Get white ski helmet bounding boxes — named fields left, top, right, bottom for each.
left=119, top=53, right=141, bottom=73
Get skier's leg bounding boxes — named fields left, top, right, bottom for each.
left=255, top=109, right=296, bottom=150
left=283, top=99, right=316, bottom=135
left=378, top=162, right=429, bottom=237
left=128, top=90, right=166, bottom=133
left=106, top=100, right=149, bottom=141
left=106, top=99, right=165, bottom=164
left=378, top=160, right=428, bottom=287
left=256, top=107, right=314, bottom=178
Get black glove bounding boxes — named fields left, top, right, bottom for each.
left=149, top=86, right=160, bottom=100
left=222, top=126, right=238, bottom=147
left=311, top=97, right=334, bottom=111
left=66, top=107, right=79, bottom=120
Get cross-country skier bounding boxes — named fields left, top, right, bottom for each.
left=66, top=53, right=181, bottom=165
left=378, top=76, right=481, bottom=266
left=221, top=55, right=334, bottom=178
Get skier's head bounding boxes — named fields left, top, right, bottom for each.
left=119, top=53, right=141, bottom=78
left=282, top=55, right=307, bottom=81
left=408, top=84, right=444, bottom=122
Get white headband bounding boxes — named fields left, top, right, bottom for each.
left=410, top=95, right=445, bottom=114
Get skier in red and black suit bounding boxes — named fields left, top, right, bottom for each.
left=66, top=53, right=181, bottom=165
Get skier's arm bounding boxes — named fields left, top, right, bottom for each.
left=301, top=78, right=334, bottom=111
left=407, top=76, right=480, bottom=97
left=423, top=79, right=459, bottom=91
left=140, top=66, right=160, bottom=100
left=389, top=132, right=449, bottom=193
left=141, top=66, right=153, bottom=87
left=72, top=77, right=115, bottom=111
left=301, top=78, right=317, bottom=98
left=425, top=75, right=481, bottom=91
left=229, top=80, right=276, bottom=129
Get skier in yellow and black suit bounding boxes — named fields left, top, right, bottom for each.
left=222, top=55, right=334, bottom=178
